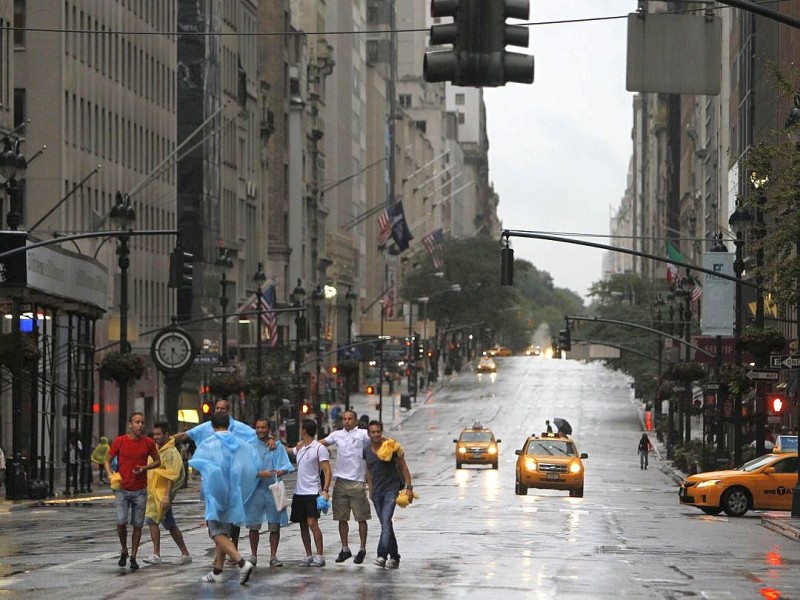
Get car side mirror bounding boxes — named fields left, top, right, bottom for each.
left=764, top=466, right=775, bottom=474
left=580, top=453, right=588, bottom=459
left=452, top=439, right=458, bottom=443
left=496, top=439, right=502, bottom=443
left=515, top=449, right=522, bottom=456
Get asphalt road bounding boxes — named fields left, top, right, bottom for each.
left=2, top=356, right=800, bottom=599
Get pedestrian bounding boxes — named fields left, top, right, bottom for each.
left=363, top=420, right=413, bottom=569
left=188, top=412, right=257, bottom=585
left=289, top=418, right=331, bottom=567
left=142, top=421, right=192, bottom=566
left=104, top=412, right=161, bottom=571
left=244, top=418, right=294, bottom=567
left=638, top=433, right=653, bottom=470
left=91, top=436, right=110, bottom=484
left=545, top=420, right=553, bottom=434
left=0, top=445, right=6, bottom=493
left=319, top=409, right=371, bottom=565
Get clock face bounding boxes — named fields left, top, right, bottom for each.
left=152, top=329, right=194, bottom=372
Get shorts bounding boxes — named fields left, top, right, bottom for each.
left=207, top=520, right=231, bottom=539
left=145, top=506, right=177, bottom=529
left=115, top=488, right=147, bottom=528
left=290, top=494, right=320, bottom=523
left=247, top=522, right=281, bottom=533
left=332, top=478, right=371, bottom=522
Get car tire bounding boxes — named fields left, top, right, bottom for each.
left=722, top=487, right=750, bottom=517
left=700, top=507, right=722, bottom=515
left=455, top=460, right=461, bottom=469
left=569, top=487, right=584, bottom=498
left=492, top=460, right=498, bottom=470
left=514, top=478, right=527, bottom=496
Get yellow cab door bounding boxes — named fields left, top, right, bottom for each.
left=758, top=456, right=797, bottom=511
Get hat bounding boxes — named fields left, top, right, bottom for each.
left=100, top=436, right=108, bottom=444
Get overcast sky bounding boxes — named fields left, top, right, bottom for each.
left=485, top=1, right=634, bottom=302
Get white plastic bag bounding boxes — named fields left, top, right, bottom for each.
left=269, top=479, right=287, bottom=511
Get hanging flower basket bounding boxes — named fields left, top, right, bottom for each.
left=739, top=326, right=785, bottom=363
left=0, top=333, right=40, bottom=370
left=99, top=352, right=145, bottom=384
left=718, top=364, right=752, bottom=397
left=209, top=374, right=246, bottom=398
left=664, top=361, right=706, bottom=385
left=245, top=376, right=276, bottom=398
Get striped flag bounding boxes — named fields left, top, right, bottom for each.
left=421, top=228, right=445, bottom=268
left=382, top=286, right=395, bottom=319
left=261, top=282, right=278, bottom=347
left=691, top=283, right=703, bottom=304
left=377, top=208, right=392, bottom=244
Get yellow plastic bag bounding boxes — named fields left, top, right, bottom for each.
left=395, top=489, right=419, bottom=508
left=110, top=472, right=122, bottom=491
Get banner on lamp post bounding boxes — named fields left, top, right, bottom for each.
left=700, top=252, right=734, bottom=336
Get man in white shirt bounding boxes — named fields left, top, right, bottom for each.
left=290, top=419, right=331, bottom=567
left=320, top=409, right=371, bottom=564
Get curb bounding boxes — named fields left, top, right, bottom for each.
left=762, top=517, right=800, bottom=541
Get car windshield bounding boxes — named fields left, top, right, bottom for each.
left=737, top=454, right=782, bottom=472
left=460, top=432, right=494, bottom=442
left=526, top=440, right=577, bottom=456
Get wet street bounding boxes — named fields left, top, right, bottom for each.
left=2, top=356, right=800, bottom=599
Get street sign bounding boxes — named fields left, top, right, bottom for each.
left=782, top=355, right=800, bottom=369
left=212, top=366, right=237, bottom=374
left=195, top=353, right=220, bottom=365
left=745, top=369, right=779, bottom=381
left=770, top=354, right=783, bottom=369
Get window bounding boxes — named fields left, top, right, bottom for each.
left=458, top=112, right=465, bottom=124
left=415, top=120, right=427, bottom=134
left=455, top=93, right=465, bottom=105
left=399, top=94, right=412, bottom=108
left=14, top=0, right=25, bottom=47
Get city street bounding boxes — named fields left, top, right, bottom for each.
left=2, top=356, right=800, bottom=598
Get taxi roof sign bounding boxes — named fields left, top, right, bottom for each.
left=774, top=435, right=798, bottom=453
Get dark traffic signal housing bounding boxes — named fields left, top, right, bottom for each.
left=169, top=246, right=194, bottom=288
left=424, top=0, right=534, bottom=87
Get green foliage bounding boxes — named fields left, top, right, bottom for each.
left=672, top=440, right=704, bottom=473
left=99, top=352, right=145, bottom=384
left=663, top=361, right=707, bottom=384
left=718, top=364, right=752, bottom=397
left=209, top=374, right=246, bottom=397
left=401, top=236, right=583, bottom=352
left=739, top=326, right=785, bottom=365
left=0, top=333, right=40, bottom=371
left=245, top=376, right=276, bottom=398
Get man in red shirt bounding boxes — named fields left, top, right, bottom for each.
left=105, top=412, right=161, bottom=570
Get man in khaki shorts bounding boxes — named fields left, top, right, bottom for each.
left=320, top=410, right=371, bottom=564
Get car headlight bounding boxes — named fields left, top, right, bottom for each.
left=458, top=446, right=466, bottom=454
left=488, top=445, right=497, bottom=455
left=569, top=460, right=583, bottom=474
left=695, top=479, right=721, bottom=489
left=524, top=457, right=537, bottom=471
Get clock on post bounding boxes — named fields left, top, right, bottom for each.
left=150, top=325, right=196, bottom=374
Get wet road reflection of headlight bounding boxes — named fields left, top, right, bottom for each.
left=483, top=469, right=499, bottom=501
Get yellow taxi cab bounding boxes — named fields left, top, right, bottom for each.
left=490, top=346, right=513, bottom=357
left=514, top=432, right=587, bottom=497
left=476, top=355, right=497, bottom=373
left=454, top=421, right=501, bottom=469
left=679, top=436, right=798, bottom=517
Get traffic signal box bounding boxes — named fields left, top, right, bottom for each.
left=769, top=394, right=787, bottom=416
left=201, top=400, right=212, bottom=421
left=424, top=0, right=534, bottom=87
left=169, top=246, right=194, bottom=288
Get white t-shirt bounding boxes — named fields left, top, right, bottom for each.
left=324, top=427, right=370, bottom=482
left=294, top=440, right=331, bottom=495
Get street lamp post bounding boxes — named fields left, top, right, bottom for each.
left=311, top=285, right=324, bottom=411
left=418, top=297, right=429, bottom=390
left=110, top=192, right=135, bottom=435
left=253, top=262, right=267, bottom=379
left=290, top=280, right=306, bottom=445
left=675, top=274, right=696, bottom=444
left=215, top=247, right=234, bottom=365
left=344, top=286, right=358, bottom=410
left=730, top=204, right=751, bottom=466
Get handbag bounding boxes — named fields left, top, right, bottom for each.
left=269, top=478, right=287, bottom=511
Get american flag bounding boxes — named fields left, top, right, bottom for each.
left=382, top=286, right=395, bottom=319
left=377, top=207, right=392, bottom=245
left=254, top=282, right=278, bottom=347
left=691, top=283, right=703, bottom=304
left=421, top=228, right=445, bottom=268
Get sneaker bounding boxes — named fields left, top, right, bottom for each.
left=117, top=551, right=128, bottom=567
left=202, top=571, right=224, bottom=584
left=300, top=555, right=315, bottom=566
left=177, top=554, right=193, bottom=565
left=353, top=549, right=366, bottom=564
left=335, top=549, right=353, bottom=563
left=310, top=555, right=326, bottom=567
left=269, top=557, right=283, bottom=568
left=239, top=560, right=254, bottom=585
left=374, top=557, right=386, bottom=568
left=247, top=555, right=258, bottom=567
left=129, top=557, right=139, bottom=571
left=386, top=558, right=399, bottom=569
left=143, top=554, right=161, bottom=565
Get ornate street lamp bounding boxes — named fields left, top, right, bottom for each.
left=110, top=191, right=136, bottom=435
left=310, top=285, right=324, bottom=410
left=290, top=280, right=306, bottom=445
left=1, top=137, right=27, bottom=231
left=679, top=273, right=696, bottom=444
left=729, top=203, right=751, bottom=466
left=215, top=247, right=234, bottom=365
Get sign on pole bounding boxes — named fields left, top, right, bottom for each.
left=745, top=369, right=779, bottom=381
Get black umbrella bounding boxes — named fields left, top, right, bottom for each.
left=553, top=418, right=572, bottom=435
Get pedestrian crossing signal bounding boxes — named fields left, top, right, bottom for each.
left=366, top=385, right=376, bottom=395
left=301, top=402, right=312, bottom=415
left=769, top=395, right=786, bottom=415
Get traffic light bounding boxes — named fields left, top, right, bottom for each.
left=301, top=402, right=312, bottom=415
left=417, top=341, right=425, bottom=360
left=769, top=395, right=786, bottom=415
left=330, top=365, right=338, bottom=376
left=423, top=0, right=534, bottom=87
left=201, top=400, right=212, bottom=421
left=558, top=329, right=571, bottom=352
left=169, top=246, right=194, bottom=288
left=366, top=384, right=376, bottom=395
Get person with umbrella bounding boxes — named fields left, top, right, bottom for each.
left=553, top=418, right=572, bottom=436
